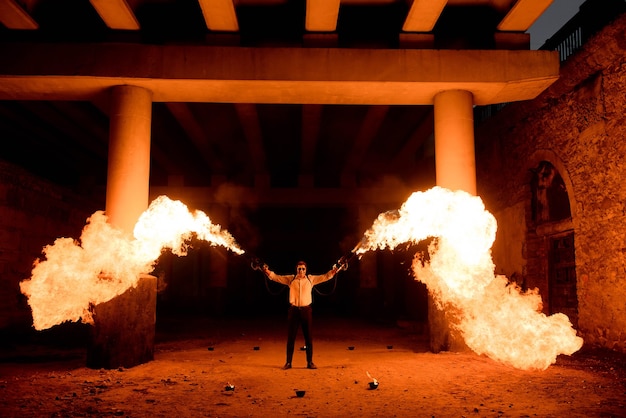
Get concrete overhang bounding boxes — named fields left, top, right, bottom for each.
left=0, top=43, right=559, bottom=105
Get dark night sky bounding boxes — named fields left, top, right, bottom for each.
left=528, top=0, right=586, bottom=49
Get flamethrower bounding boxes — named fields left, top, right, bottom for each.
left=247, top=250, right=352, bottom=297
left=245, top=236, right=368, bottom=299
left=248, top=253, right=354, bottom=275
left=332, top=254, right=352, bottom=273
left=247, top=255, right=287, bottom=296
left=332, top=236, right=368, bottom=273
left=329, top=209, right=401, bottom=271
left=249, top=256, right=267, bottom=273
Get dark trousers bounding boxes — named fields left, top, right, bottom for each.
left=286, top=305, right=313, bottom=364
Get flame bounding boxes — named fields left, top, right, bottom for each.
left=366, top=371, right=378, bottom=384
left=19, top=195, right=244, bottom=331
left=357, top=186, right=583, bottom=370
left=133, top=195, right=244, bottom=258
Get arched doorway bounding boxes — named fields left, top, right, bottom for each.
left=529, top=160, right=578, bottom=326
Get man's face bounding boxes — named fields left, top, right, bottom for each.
left=296, top=264, right=306, bottom=276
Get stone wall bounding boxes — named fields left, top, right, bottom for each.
left=476, top=14, right=626, bottom=352
left=0, top=161, right=99, bottom=331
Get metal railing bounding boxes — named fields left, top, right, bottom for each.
left=540, top=0, right=625, bottom=63
left=549, top=26, right=583, bottom=62
left=474, top=0, right=625, bottom=124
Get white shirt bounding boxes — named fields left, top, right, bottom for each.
left=267, top=269, right=336, bottom=307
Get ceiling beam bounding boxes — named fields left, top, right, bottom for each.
left=305, top=0, right=340, bottom=32
left=0, top=44, right=560, bottom=106
left=300, top=104, right=322, bottom=175
left=497, top=0, right=553, bottom=31
left=150, top=146, right=186, bottom=178
left=89, top=0, right=140, bottom=30
left=403, top=0, right=447, bottom=32
left=50, top=101, right=109, bottom=151
left=234, top=103, right=267, bottom=176
left=0, top=0, right=38, bottom=29
left=341, top=105, right=389, bottom=182
left=18, top=101, right=108, bottom=159
left=198, top=0, right=239, bottom=31
left=0, top=102, right=99, bottom=170
left=165, top=102, right=225, bottom=173
left=388, top=108, right=434, bottom=172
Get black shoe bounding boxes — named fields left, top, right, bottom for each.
left=307, top=362, right=317, bottom=369
left=282, top=362, right=292, bottom=370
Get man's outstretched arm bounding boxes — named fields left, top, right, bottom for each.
left=263, top=265, right=291, bottom=285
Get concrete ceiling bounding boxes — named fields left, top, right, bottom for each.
left=0, top=0, right=555, bottom=206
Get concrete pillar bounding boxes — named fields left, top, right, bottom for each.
left=89, top=85, right=155, bottom=369
left=430, top=89, right=476, bottom=352
left=105, top=85, right=153, bottom=236
left=433, top=89, right=476, bottom=195
left=86, top=273, right=156, bottom=369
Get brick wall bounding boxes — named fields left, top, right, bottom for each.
left=476, top=14, right=626, bottom=352
left=0, top=161, right=99, bottom=330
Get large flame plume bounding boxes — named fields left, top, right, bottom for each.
left=356, top=186, right=583, bottom=370
left=20, top=195, right=243, bottom=331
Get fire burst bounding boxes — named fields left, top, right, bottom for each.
left=356, top=186, right=583, bottom=370
left=20, top=196, right=243, bottom=331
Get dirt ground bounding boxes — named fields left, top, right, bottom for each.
left=1, top=315, right=625, bottom=418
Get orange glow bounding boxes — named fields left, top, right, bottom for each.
left=356, top=186, right=583, bottom=370
left=19, top=196, right=243, bottom=331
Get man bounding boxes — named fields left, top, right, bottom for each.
left=263, top=260, right=340, bottom=370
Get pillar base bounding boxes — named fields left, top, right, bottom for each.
left=86, top=274, right=157, bottom=369
left=428, top=295, right=468, bottom=353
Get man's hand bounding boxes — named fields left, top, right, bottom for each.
left=333, top=256, right=348, bottom=273
left=250, top=257, right=264, bottom=271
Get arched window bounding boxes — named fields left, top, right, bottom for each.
left=531, top=161, right=571, bottom=223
